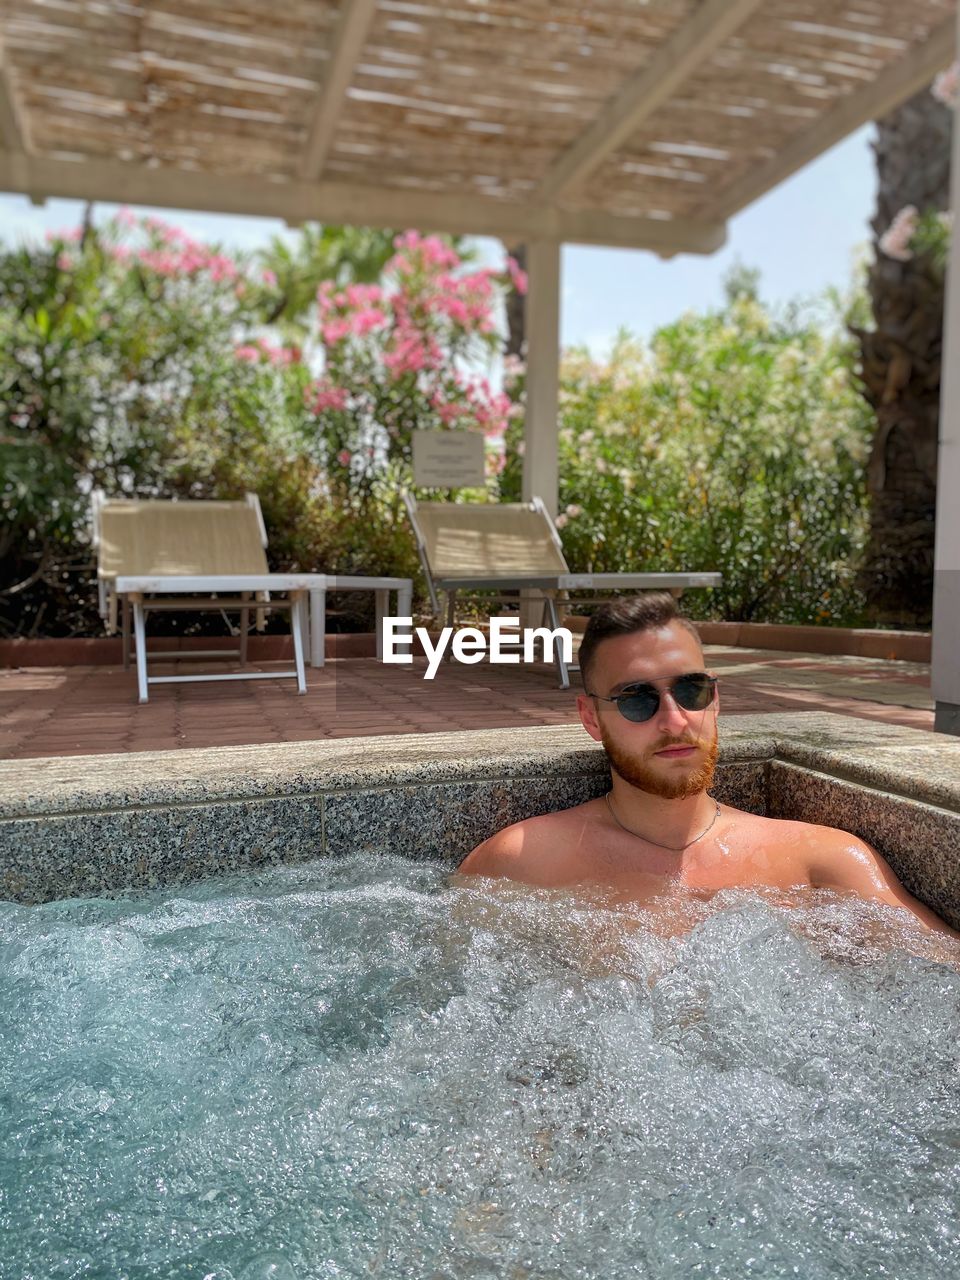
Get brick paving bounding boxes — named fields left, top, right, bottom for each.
left=0, top=646, right=935, bottom=760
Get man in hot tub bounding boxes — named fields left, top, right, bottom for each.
left=458, top=593, right=960, bottom=941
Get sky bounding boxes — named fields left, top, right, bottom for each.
left=0, top=123, right=877, bottom=357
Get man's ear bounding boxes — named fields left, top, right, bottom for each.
left=577, top=693, right=603, bottom=743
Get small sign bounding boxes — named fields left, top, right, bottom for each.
left=413, top=430, right=485, bottom=488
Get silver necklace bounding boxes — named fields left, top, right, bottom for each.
left=605, top=792, right=721, bottom=853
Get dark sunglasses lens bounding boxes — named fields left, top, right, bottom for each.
left=672, top=675, right=715, bottom=711
left=616, top=687, right=659, bottom=722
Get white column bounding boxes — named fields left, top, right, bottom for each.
left=521, top=239, right=562, bottom=516
left=932, top=12, right=960, bottom=734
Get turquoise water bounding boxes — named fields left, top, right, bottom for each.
left=2, top=854, right=960, bottom=1279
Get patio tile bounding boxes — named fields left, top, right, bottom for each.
left=0, top=647, right=938, bottom=760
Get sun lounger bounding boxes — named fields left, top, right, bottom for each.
left=91, top=492, right=322, bottom=702
left=404, top=493, right=722, bottom=687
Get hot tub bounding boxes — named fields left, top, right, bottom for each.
left=2, top=713, right=960, bottom=1278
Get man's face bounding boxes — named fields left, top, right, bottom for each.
left=576, top=622, right=719, bottom=800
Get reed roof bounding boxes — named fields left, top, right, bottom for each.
left=0, top=0, right=955, bottom=252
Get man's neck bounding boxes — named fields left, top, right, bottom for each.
left=608, top=777, right=717, bottom=849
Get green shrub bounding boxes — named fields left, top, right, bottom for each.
left=501, top=294, right=873, bottom=625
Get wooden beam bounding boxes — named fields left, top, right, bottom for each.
left=300, top=0, right=377, bottom=182
left=0, top=151, right=727, bottom=254
left=537, top=0, right=764, bottom=202
left=705, top=15, right=958, bottom=224
left=0, top=35, right=27, bottom=153
left=522, top=240, right=562, bottom=516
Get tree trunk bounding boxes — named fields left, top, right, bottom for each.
left=504, top=243, right=526, bottom=358
left=850, top=86, right=951, bottom=626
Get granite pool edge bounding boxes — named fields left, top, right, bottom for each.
left=0, top=722, right=773, bottom=820
left=2, top=714, right=959, bottom=919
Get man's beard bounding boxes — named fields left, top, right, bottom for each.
left=601, top=725, right=719, bottom=800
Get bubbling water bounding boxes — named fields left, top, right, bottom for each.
left=1, top=854, right=959, bottom=1279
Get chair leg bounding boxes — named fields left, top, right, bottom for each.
left=544, top=595, right=570, bottom=690
left=309, top=587, right=326, bottom=668
left=397, top=584, right=413, bottom=660
left=291, top=593, right=307, bottom=695
left=445, top=589, right=457, bottom=662
left=122, top=597, right=131, bottom=669
left=132, top=597, right=149, bottom=703
left=240, top=597, right=249, bottom=667
left=375, top=589, right=389, bottom=660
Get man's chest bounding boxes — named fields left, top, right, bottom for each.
left=570, top=830, right=812, bottom=896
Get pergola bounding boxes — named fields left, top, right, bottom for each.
left=1, top=0, right=958, bottom=731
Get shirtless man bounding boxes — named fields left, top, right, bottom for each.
left=458, top=593, right=960, bottom=941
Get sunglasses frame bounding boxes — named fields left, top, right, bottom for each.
left=587, top=671, right=718, bottom=723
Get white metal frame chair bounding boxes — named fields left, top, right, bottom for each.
left=404, top=493, right=722, bottom=687
left=91, top=491, right=321, bottom=702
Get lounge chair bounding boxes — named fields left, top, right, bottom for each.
left=91, top=491, right=324, bottom=702
left=404, top=493, right=721, bottom=687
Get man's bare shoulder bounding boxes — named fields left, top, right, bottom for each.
left=748, top=815, right=890, bottom=884
left=722, top=809, right=863, bottom=861
left=456, top=799, right=602, bottom=886
left=755, top=816, right=960, bottom=937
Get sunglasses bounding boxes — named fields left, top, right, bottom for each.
left=588, top=672, right=718, bottom=722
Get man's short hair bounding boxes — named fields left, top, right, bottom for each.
left=577, top=592, right=701, bottom=689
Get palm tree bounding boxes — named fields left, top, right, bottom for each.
left=849, top=85, right=951, bottom=626
left=257, top=225, right=398, bottom=333
left=504, top=243, right=526, bottom=358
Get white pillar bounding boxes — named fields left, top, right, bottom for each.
left=521, top=239, right=561, bottom=516
left=931, top=12, right=960, bottom=734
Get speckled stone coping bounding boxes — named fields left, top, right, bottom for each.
left=1, top=713, right=959, bottom=922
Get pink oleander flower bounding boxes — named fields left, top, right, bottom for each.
left=506, top=256, right=528, bottom=295
left=57, top=252, right=74, bottom=270
left=458, top=270, right=495, bottom=300
left=345, top=283, right=384, bottom=307
left=306, top=380, right=349, bottom=413
left=555, top=513, right=568, bottom=529
left=234, top=344, right=261, bottom=362
left=383, top=330, right=442, bottom=378
left=321, top=319, right=352, bottom=345
left=879, top=205, right=919, bottom=261
left=350, top=307, right=389, bottom=336
left=116, top=206, right=138, bottom=228
left=485, top=441, right=507, bottom=475
left=391, top=230, right=461, bottom=270
left=138, top=250, right=177, bottom=276
left=337, top=449, right=352, bottom=466
left=46, top=227, right=83, bottom=244
left=206, top=253, right=239, bottom=283
left=432, top=295, right=471, bottom=326
left=261, top=269, right=278, bottom=287
left=435, top=402, right=466, bottom=425
left=933, top=62, right=960, bottom=110
left=159, top=224, right=195, bottom=248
